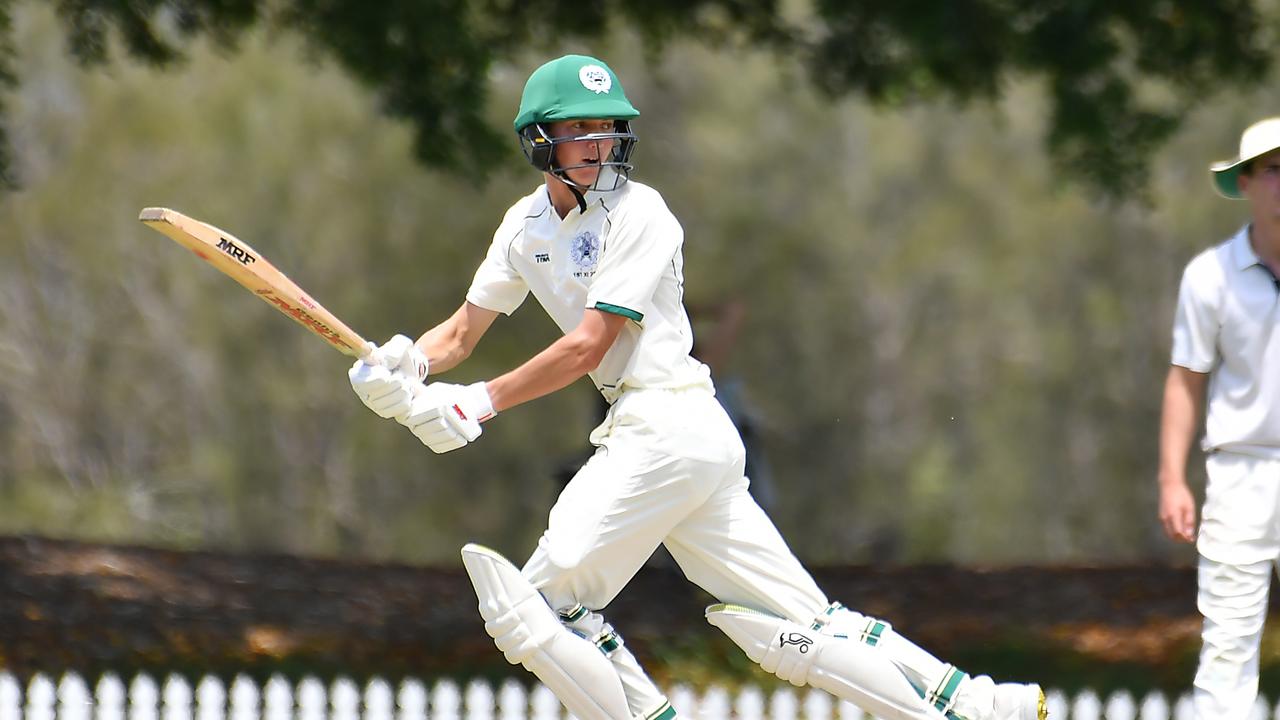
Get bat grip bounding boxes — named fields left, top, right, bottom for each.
left=358, top=341, right=379, bottom=365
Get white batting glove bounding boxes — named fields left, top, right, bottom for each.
left=348, top=334, right=429, bottom=420
left=374, top=334, right=429, bottom=381
left=401, top=381, right=496, bottom=454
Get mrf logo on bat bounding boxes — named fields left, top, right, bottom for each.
left=217, top=236, right=256, bottom=266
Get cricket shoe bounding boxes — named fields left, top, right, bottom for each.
left=989, top=682, right=1047, bottom=720
left=954, top=677, right=1046, bottom=720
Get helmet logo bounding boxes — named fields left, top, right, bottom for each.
left=579, top=65, right=612, bottom=94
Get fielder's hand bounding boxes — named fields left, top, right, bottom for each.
left=1158, top=479, right=1198, bottom=543
left=348, top=334, right=429, bottom=420
left=401, top=381, right=496, bottom=454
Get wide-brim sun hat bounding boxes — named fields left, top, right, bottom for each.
left=1211, top=117, right=1280, bottom=199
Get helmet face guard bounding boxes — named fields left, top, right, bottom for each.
left=518, top=120, right=638, bottom=192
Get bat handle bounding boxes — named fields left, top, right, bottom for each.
left=358, top=341, right=379, bottom=365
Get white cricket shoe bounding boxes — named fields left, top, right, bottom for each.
left=990, top=682, right=1047, bottom=720
left=954, top=676, right=1046, bottom=720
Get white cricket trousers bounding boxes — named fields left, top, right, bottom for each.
left=1194, top=451, right=1280, bottom=720
left=522, top=384, right=828, bottom=625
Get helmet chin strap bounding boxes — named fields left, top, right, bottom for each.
left=551, top=168, right=591, bottom=213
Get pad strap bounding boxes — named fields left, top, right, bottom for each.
left=558, top=603, right=590, bottom=623
left=925, top=665, right=966, bottom=718
left=812, top=602, right=889, bottom=646
left=592, top=628, right=624, bottom=657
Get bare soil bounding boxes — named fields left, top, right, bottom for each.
left=0, top=535, right=1218, bottom=693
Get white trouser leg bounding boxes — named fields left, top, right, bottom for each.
left=1193, top=556, right=1272, bottom=718
left=521, top=444, right=721, bottom=718
left=522, top=387, right=747, bottom=718
left=663, top=473, right=829, bottom=622
left=1193, top=452, right=1280, bottom=720
left=523, top=388, right=744, bottom=610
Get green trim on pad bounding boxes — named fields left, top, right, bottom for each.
left=865, top=621, right=886, bottom=646
left=932, top=668, right=965, bottom=713
left=594, top=302, right=643, bottom=322
left=647, top=703, right=676, bottom=720
left=557, top=604, right=589, bottom=623
left=596, top=634, right=622, bottom=654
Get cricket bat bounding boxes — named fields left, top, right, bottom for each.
left=139, top=207, right=374, bottom=362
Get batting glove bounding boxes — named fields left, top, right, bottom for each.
left=348, top=334, right=428, bottom=420
left=374, top=334, right=429, bottom=382
left=401, top=381, right=496, bottom=454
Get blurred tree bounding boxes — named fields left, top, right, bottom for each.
left=0, top=0, right=1271, bottom=195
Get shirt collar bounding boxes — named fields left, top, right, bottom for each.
left=540, top=173, right=623, bottom=220
left=1230, top=223, right=1280, bottom=292
left=581, top=168, right=624, bottom=208
left=1230, top=224, right=1263, bottom=272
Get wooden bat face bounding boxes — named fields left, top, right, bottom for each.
left=139, top=208, right=371, bottom=360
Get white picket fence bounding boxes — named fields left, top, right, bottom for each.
left=0, top=671, right=1272, bottom=720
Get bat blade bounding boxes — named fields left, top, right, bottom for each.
left=139, top=207, right=372, bottom=361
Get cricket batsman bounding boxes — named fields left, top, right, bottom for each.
left=348, top=54, right=1047, bottom=720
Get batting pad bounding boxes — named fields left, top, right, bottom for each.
left=706, top=604, right=949, bottom=720
left=460, top=544, right=632, bottom=720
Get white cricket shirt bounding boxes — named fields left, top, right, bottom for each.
left=1172, top=224, right=1280, bottom=458
left=466, top=180, right=712, bottom=403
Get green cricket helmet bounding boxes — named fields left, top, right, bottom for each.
left=514, top=55, right=639, bottom=192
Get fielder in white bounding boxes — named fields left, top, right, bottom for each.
left=348, top=54, right=1046, bottom=720
left=1159, top=117, right=1280, bottom=719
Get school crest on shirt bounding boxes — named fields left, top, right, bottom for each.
left=570, top=230, right=600, bottom=278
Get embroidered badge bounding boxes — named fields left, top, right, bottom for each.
left=570, top=231, right=600, bottom=277
left=579, top=65, right=612, bottom=94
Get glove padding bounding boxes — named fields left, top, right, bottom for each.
left=401, top=381, right=496, bottom=454
left=349, top=334, right=429, bottom=419
left=375, top=334, right=429, bottom=382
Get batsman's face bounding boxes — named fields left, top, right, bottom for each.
left=549, top=119, right=619, bottom=186
left=1241, top=148, right=1280, bottom=224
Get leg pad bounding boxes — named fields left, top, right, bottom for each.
left=706, top=603, right=946, bottom=720
left=462, top=544, right=632, bottom=720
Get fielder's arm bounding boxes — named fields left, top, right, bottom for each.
left=484, top=309, right=627, bottom=413
left=1157, top=364, right=1208, bottom=542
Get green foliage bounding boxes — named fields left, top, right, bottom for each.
left=24, top=0, right=789, bottom=180
left=807, top=0, right=1270, bottom=197
left=1, top=0, right=1275, bottom=195
left=51, top=0, right=259, bottom=65
left=0, top=1, right=15, bottom=188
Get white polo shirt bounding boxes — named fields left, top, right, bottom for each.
left=1172, top=224, right=1280, bottom=458
left=466, top=180, right=712, bottom=403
